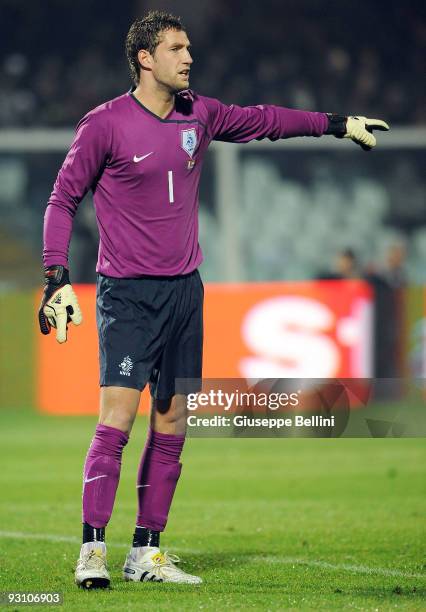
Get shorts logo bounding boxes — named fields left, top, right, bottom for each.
left=119, top=355, right=133, bottom=377
left=181, top=128, right=197, bottom=158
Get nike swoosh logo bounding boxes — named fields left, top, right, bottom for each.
left=133, top=152, right=154, bottom=163
left=136, top=484, right=151, bottom=488
left=84, top=475, right=108, bottom=484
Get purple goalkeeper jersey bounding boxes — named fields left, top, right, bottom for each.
left=43, top=91, right=329, bottom=277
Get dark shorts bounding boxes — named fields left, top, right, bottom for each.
left=96, top=270, right=203, bottom=399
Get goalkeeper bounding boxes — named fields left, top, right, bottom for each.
left=39, top=10, right=389, bottom=589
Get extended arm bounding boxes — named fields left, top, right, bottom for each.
left=202, top=96, right=389, bottom=150
left=203, top=96, right=328, bottom=142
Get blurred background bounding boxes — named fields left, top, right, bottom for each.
left=0, top=0, right=425, bottom=412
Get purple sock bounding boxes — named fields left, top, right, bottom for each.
left=136, top=427, right=186, bottom=532
left=82, top=423, right=129, bottom=528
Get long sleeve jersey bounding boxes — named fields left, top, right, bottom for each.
left=43, top=90, right=329, bottom=277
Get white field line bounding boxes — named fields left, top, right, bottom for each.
left=250, top=556, right=425, bottom=580
left=0, top=531, right=423, bottom=580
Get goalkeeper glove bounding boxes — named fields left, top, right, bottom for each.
left=38, top=265, right=82, bottom=343
left=326, top=114, right=389, bottom=150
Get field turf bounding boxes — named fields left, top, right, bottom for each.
left=0, top=409, right=424, bottom=610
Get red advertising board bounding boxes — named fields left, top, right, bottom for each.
left=36, top=279, right=373, bottom=414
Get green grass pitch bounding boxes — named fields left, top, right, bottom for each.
left=0, top=409, right=424, bottom=610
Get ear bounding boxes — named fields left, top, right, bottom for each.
left=138, top=49, right=153, bottom=71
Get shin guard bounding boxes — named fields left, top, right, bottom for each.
left=136, top=428, right=185, bottom=531
left=82, top=424, right=128, bottom=528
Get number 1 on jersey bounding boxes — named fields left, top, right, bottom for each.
left=168, top=170, right=174, bottom=204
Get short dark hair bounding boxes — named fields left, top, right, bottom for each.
left=125, top=11, right=184, bottom=85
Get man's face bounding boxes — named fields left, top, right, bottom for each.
left=145, top=29, right=193, bottom=93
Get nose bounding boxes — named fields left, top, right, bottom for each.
left=185, top=49, right=193, bottom=64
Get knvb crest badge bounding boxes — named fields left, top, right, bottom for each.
left=119, top=355, right=133, bottom=377
left=181, top=128, right=197, bottom=158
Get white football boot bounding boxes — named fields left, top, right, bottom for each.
left=123, top=547, right=202, bottom=584
left=75, top=542, right=110, bottom=589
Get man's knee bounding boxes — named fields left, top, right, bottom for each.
left=152, top=395, right=187, bottom=419
left=151, top=395, right=188, bottom=434
left=99, top=386, right=141, bottom=434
